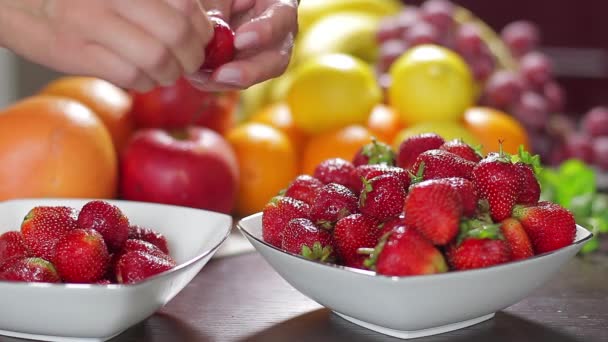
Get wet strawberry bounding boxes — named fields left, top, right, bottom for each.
left=379, top=214, right=406, bottom=236
left=359, top=174, right=406, bottom=221
left=53, top=229, right=110, bottom=283
left=0, top=257, right=61, bottom=283
left=439, top=139, right=482, bottom=163
left=20, top=206, right=79, bottom=261
left=500, top=218, right=534, bottom=260
left=404, top=180, right=463, bottom=245
left=333, top=213, right=381, bottom=268
left=512, top=202, right=576, bottom=254
left=281, top=218, right=334, bottom=262
left=120, top=239, right=175, bottom=264
left=396, top=133, right=445, bottom=170
left=77, top=200, right=130, bottom=252
left=200, top=15, right=235, bottom=71
left=442, top=177, right=479, bottom=217
left=309, top=183, right=359, bottom=229
left=352, top=139, right=396, bottom=166
left=115, top=250, right=176, bottom=284
left=284, top=175, right=324, bottom=206
left=515, top=163, right=540, bottom=205
left=128, top=225, right=169, bottom=254
left=262, top=196, right=310, bottom=248
left=412, top=150, right=476, bottom=181
left=446, top=220, right=512, bottom=270
left=313, top=158, right=358, bottom=191
left=352, top=164, right=411, bottom=193
left=0, top=231, right=30, bottom=271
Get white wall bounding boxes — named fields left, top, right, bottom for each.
left=0, top=48, right=17, bottom=107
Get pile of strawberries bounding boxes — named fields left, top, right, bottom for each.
left=0, top=200, right=175, bottom=284
left=262, top=133, right=577, bottom=276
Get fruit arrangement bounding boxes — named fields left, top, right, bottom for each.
left=0, top=200, right=175, bottom=284
left=261, top=134, right=577, bottom=276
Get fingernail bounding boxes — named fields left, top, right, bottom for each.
left=235, top=31, right=259, bottom=50
left=215, top=67, right=242, bottom=85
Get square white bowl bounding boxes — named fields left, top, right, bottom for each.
left=238, top=212, right=592, bottom=339
left=0, top=198, right=232, bottom=342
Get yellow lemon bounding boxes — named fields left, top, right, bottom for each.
left=286, top=53, right=382, bottom=135
left=389, top=44, right=475, bottom=125
left=392, top=121, right=481, bottom=150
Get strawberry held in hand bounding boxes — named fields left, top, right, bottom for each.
left=21, top=206, right=78, bottom=261
left=281, top=218, right=334, bottom=262
left=200, top=15, right=235, bottom=71
left=77, top=200, right=130, bottom=252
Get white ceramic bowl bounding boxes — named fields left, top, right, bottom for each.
left=238, top=212, right=592, bottom=339
left=0, top=198, right=232, bottom=342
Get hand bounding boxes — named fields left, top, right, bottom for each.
left=186, top=0, right=298, bottom=91
left=0, top=0, right=214, bottom=92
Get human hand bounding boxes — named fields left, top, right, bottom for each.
left=0, top=0, right=214, bottom=92
left=186, top=0, right=298, bottom=91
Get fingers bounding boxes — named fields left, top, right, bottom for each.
left=201, top=0, right=232, bottom=19
left=233, top=0, right=297, bottom=51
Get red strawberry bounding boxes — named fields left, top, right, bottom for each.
left=77, top=200, right=130, bottom=252
left=0, top=231, right=30, bottom=271
left=359, top=174, right=406, bottom=221
left=20, top=206, right=79, bottom=261
left=333, top=214, right=381, bottom=268
left=404, top=180, right=463, bottom=245
left=120, top=239, right=175, bottom=264
left=396, top=133, right=445, bottom=170
left=365, top=225, right=448, bottom=276
left=262, top=196, right=310, bottom=248
left=200, top=15, right=235, bottom=71
left=281, top=218, right=334, bottom=262
left=379, top=214, right=406, bottom=236
left=352, top=164, right=411, bottom=193
left=0, top=257, right=61, bottom=283
left=472, top=150, right=523, bottom=222
left=512, top=202, right=576, bottom=254
left=53, top=229, right=110, bottom=283
left=439, top=139, right=482, bottom=163
left=128, top=225, right=169, bottom=254
left=411, top=150, right=476, bottom=181
left=115, top=250, right=176, bottom=284
left=96, top=279, right=112, bottom=285
left=352, top=139, right=396, bottom=166
left=284, top=175, right=324, bottom=206
left=313, top=158, right=358, bottom=191
left=442, top=177, right=479, bottom=217
left=309, top=183, right=359, bottom=229
left=515, top=163, right=540, bottom=205
left=500, top=218, right=534, bottom=260
left=446, top=220, right=512, bottom=270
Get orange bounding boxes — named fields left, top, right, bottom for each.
left=248, top=102, right=309, bottom=157
left=0, top=95, right=118, bottom=200
left=301, top=125, right=373, bottom=175
left=462, top=107, right=530, bottom=155
left=226, top=123, right=298, bottom=216
left=39, top=76, right=134, bottom=155
left=366, top=104, right=404, bottom=144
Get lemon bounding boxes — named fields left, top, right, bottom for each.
left=286, top=54, right=382, bottom=135
left=389, top=44, right=475, bottom=125
left=392, top=121, right=481, bottom=150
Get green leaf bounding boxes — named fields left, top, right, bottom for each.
left=580, top=236, right=600, bottom=255
left=538, top=159, right=596, bottom=208
left=569, top=193, right=594, bottom=223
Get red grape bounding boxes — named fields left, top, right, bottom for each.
left=528, top=131, right=554, bottom=163
left=420, top=0, right=456, bottom=34
left=520, top=52, right=553, bottom=88
left=394, top=8, right=421, bottom=36
left=403, top=21, right=441, bottom=47
left=483, top=70, right=525, bottom=108
left=563, top=133, right=594, bottom=163
left=543, top=81, right=566, bottom=113
left=582, top=106, right=608, bottom=137
left=376, top=16, right=403, bottom=43
left=511, top=91, right=550, bottom=131
left=454, top=23, right=484, bottom=55
left=378, top=39, right=409, bottom=72
left=593, top=136, right=608, bottom=170
left=547, top=114, right=577, bottom=141
left=500, top=20, right=540, bottom=58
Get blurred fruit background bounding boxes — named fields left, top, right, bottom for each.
left=0, top=0, right=606, bottom=250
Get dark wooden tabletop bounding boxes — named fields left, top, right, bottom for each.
left=101, top=237, right=608, bottom=342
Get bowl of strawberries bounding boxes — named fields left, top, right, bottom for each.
left=0, top=198, right=231, bottom=342
left=237, top=135, right=593, bottom=339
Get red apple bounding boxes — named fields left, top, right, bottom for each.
left=120, top=127, right=239, bottom=214
left=130, top=77, right=239, bottom=134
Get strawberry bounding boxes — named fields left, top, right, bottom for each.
left=446, top=220, right=512, bottom=270
left=512, top=202, right=576, bottom=254
left=352, top=164, right=411, bottom=193
left=20, top=206, right=79, bottom=261
left=281, top=218, right=334, bottom=262
left=0, top=231, right=30, bottom=271
left=53, top=229, right=110, bottom=283
left=333, top=213, right=381, bottom=268
left=313, top=158, right=358, bottom=191
left=472, top=148, right=523, bottom=222
left=0, top=257, right=61, bottom=283
left=512, top=146, right=542, bottom=205
left=364, top=225, right=448, bottom=276
left=359, top=174, right=406, bottom=221
left=115, top=250, right=176, bottom=284
left=396, top=133, right=445, bottom=170
left=411, top=150, right=476, bottom=181
left=309, top=183, right=359, bottom=229
left=352, top=138, right=396, bottom=166
left=262, top=196, right=310, bottom=248
left=284, top=175, right=324, bottom=206
left=128, top=225, right=169, bottom=254
left=120, top=239, right=175, bottom=264
left=439, top=139, right=482, bottom=163
left=442, top=177, right=479, bottom=217
left=500, top=218, right=534, bottom=260
left=200, top=15, right=235, bottom=71
left=379, top=214, right=406, bottom=236
left=77, top=200, right=130, bottom=252
left=404, top=180, right=463, bottom=245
